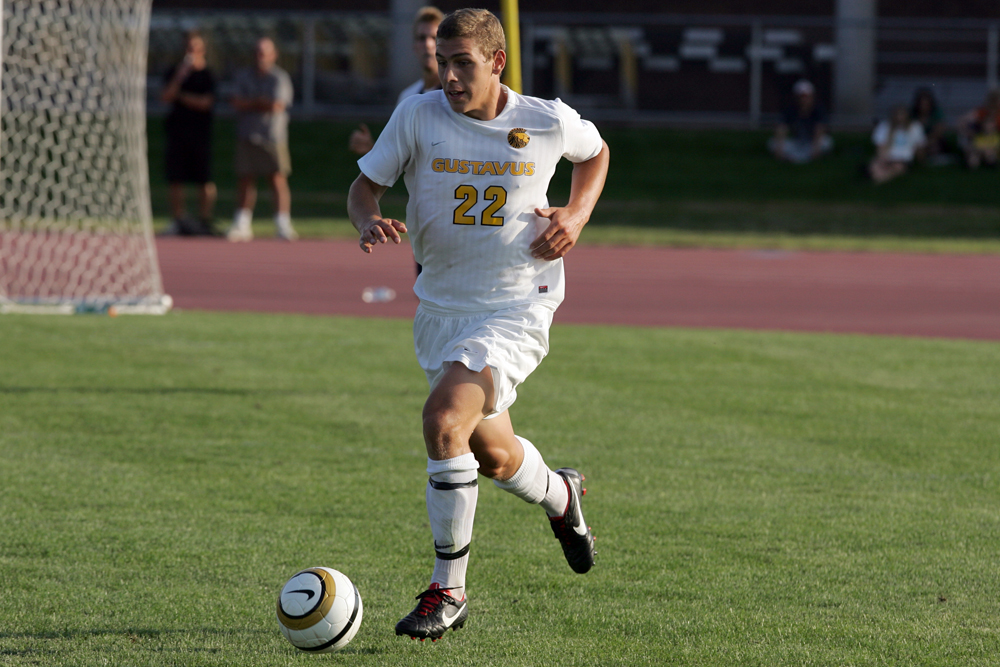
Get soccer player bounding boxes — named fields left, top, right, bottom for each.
left=347, top=8, right=609, bottom=642
left=348, top=6, right=444, bottom=278
left=349, top=6, right=445, bottom=156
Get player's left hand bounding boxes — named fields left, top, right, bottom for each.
left=529, top=207, right=588, bottom=261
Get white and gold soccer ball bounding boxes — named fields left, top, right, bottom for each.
left=276, top=567, right=363, bottom=652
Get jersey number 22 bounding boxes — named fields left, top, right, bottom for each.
left=453, top=185, right=508, bottom=227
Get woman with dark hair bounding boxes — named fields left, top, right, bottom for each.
left=161, top=30, right=218, bottom=235
left=910, top=87, right=947, bottom=162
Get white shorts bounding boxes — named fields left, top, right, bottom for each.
left=413, top=302, right=556, bottom=417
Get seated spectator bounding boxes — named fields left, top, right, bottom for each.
left=910, top=87, right=948, bottom=163
left=868, top=105, right=926, bottom=184
left=958, top=89, right=1000, bottom=169
left=768, top=80, right=834, bottom=164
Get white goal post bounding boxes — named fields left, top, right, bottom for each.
left=0, top=0, right=171, bottom=315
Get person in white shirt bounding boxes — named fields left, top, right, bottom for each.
left=393, top=5, right=445, bottom=105
left=869, top=105, right=927, bottom=184
left=348, top=6, right=444, bottom=156
left=347, top=8, right=609, bottom=643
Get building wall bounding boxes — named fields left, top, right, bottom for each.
left=880, top=0, right=999, bottom=19
left=152, top=0, right=832, bottom=11
left=153, top=0, right=383, bottom=9
left=149, top=1, right=997, bottom=125
left=152, top=0, right=998, bottom=18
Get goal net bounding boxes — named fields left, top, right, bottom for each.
left=1, top=0, right=170, bottom=315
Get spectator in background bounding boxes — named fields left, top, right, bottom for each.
left=349, top=6, right=444, bottom=156
left=160, top=30, right=218, bottom=236
left=868, top=105, right=925, bottom=184
left=958, top=89, right=1000, bottom=170
left=227, top=37, right=297, bottom=242
left=769, top=79, right=834, bottom=164
left=910, top=87, right=948, bottom=163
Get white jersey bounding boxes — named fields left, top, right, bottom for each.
left=397, top=79, right=427, bottom=105
left=358, top=87, right=603, bottom=312
left=872, top=120, right=926, bottom=163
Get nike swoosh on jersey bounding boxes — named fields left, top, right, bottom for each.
left=441, top=602, right=464, bottom=627
left=431, top=140, right=446, bottom=146
left=288, top=588, right=316, bottom=600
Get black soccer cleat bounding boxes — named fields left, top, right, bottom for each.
left=549, top=468, right=595, bottom=574
left=395, top=583, right=468, bottom=641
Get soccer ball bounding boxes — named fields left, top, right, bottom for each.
left=276, top=567, right=363, bottom=652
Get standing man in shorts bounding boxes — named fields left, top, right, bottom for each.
left=228, top=37, right=297, bottom=242
left=347, top=8, right=609, bottom=642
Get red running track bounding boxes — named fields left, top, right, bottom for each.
left=156, top=238, right=1000, bottom=341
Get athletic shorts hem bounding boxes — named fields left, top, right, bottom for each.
left=414, top=302, right=554, bottom=417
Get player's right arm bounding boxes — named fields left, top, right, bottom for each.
left=160, top=60, right=191, bottom=104
left=348, top=173, right=407, bottom=254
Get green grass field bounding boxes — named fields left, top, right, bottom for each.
left=147, top=119, right=1000, bottom=252
left=2, top=312, right=999, bottom=665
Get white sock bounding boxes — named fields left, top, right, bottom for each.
left=275, top=212, right=292, bottom=228
left=426, top=454, right=479, bottom=597
left=541, top=468, right=570, bottom=518
left=234, top=208, right=252, bottom=229
left=493, top=436, right=569, bottom=517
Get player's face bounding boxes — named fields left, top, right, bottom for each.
left=437, top=37, right=505, bottom=120
left=413, top=21, right=439, bottom=74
